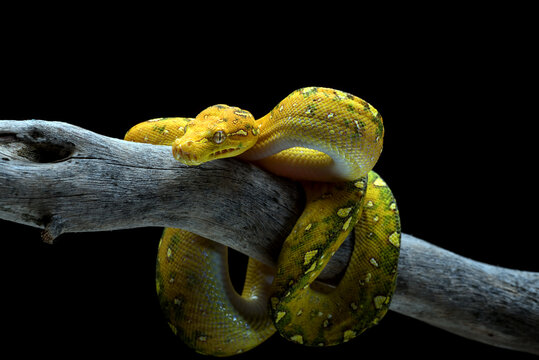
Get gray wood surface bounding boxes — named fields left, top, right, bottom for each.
left=1, top=120, right=537, bottom=355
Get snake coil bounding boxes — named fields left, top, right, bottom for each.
left=125, top=87, right=400, bottom=356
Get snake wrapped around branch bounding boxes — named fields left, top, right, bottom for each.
left=124, top=87, right=401, bottom=356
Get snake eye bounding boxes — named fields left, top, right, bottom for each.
left=212, top=130, right=226, bottom=144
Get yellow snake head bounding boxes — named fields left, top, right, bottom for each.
left=172, top=104, right=259, bottom=166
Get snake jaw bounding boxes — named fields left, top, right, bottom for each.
left=210, top=147, right=239, bottom=158
left=172, top=137, right=245, bottom=166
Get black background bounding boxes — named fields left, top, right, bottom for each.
left=1, top=7, right=537, bottom=359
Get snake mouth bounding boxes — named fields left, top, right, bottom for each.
left=173, top=145, right=240, bottom=165
left=210, top=148, right=238, bottom=158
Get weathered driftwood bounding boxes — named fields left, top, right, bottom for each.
left=0, top=120, right=537, bottom=355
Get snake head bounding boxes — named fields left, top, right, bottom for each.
left=172, top=104, right=259, bottom=166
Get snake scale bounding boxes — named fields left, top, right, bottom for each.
left=125, top=87, right=400, bottom=356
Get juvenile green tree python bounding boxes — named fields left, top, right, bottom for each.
left=125, top=87, right=400, bottom=356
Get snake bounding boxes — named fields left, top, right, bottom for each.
left=124, top=87, right=400, bottom=356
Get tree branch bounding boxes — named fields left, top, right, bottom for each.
left=1, top=120, right=537, bottom=355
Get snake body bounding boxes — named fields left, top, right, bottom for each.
left=125, top=87, right=400, bottom=356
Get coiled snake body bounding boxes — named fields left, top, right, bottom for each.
left=125, top=87, right=400, bottom=356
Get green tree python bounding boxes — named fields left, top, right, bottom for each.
left=124, top=87, right=401, bottom=356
